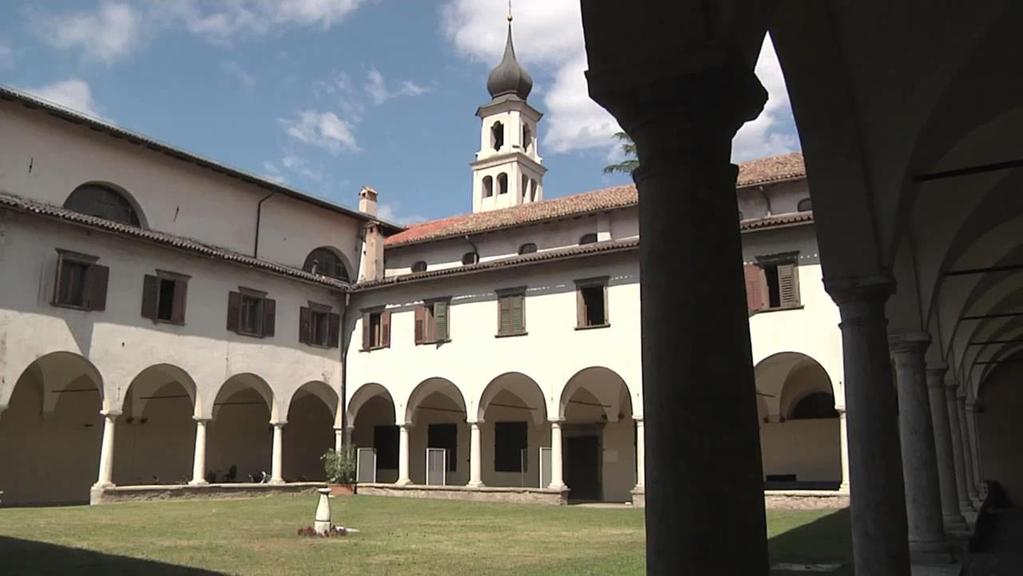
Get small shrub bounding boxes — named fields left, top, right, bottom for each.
left=321, top=447, right=356, bottom=484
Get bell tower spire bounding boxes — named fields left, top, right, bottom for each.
left=471, top=12, right=546, bottom=213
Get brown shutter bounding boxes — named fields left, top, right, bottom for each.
left=498, top=296, right=513, bottom=335
left=262, top=298, right=276, bottom=337
left=171, top=279, right=188, bottom=324
left=361, top=312, right=371, bottom=349
left=744, top=264, right=768, bottom=314
left=778, top=262, right=800, bottom=307
left=141, top=274, right=159, bottom=319
left=299, top=306, right=312, bottom=344
left=434, top=300, right=449, bottom=341
left=52, top=253, right=65, bottom=305
left=511, top=294, right=524, bottom=332
left=227, top=291, right=241, bottom=332
left=327, top=313, right=341, bottom=348
left=576, top=288, right=585, bottom=328
left=381, top=310, right=391, bottom=347
left=414, top=306, right=426, bottom=344
left=85, top=264, right=109, bottom=311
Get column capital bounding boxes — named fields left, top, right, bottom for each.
left=889, top=332, right=932, bottom=355
left=193, top=416, right=212, bottom=423
left=270, top=420, right=287, bottom=428
left=100, top=409, right=122, bottom=418
left=824, top=275, right=896, bottom=306
left=926, top=362, right=948, bottom=376
left=633, top=415, right=644, bottom=424
left=548, top=418, right=565, bottom=425
left=467, top=419, right=483, bottom=427
left=835, top=406, right=847, bottom=415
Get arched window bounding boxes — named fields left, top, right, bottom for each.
left=518, top=243, right=537, bottom=255
left=579, top=233, right=598, bottom=245
left=411, top=261, right=428, bottom=273
left=497, top=173, right=509, bottom=195
left=462, top=252, right=478, bottom=265
left=491, top=121, right=505, bottom=151
left=483, top=176, right=494, bottom=198
left=523, top=124, right=532, bottom=153
left=789, top=392, right=838, bottom=420
left=64, top=183, right=142, bottom=227
left=797, top=198, right=813, bottom=212
left=303, top=247, right=350, bottom=281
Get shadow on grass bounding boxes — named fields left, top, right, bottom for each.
left=0, top=536, right=224, bottom=576
left=768, top=508, right=853, bottom=575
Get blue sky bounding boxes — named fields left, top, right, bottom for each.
left=0, top=1, right=799, bottom=224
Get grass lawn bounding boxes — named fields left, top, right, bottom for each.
left=0, top=495, right=851, bottom=575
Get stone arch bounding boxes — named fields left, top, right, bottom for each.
left=285, top=381, right=339, bottom=423
left=347, top=383, right=399, bottom=483
left=477, top=372, right=549, bottom=488
left=405, top=377, right=468, bottom=486
left=284, top=381, right=339, bottom=482
left=205, top=373, right=276, bottom=483
left=754, top=352, right=839, bottom=420
left=0, top=351, right=105, bottom=504
left=404, top=377, right=466, bottom=426
left=119, top=363, right=200, bottom=419
left=348, top=383, right=396, bottom=426
left=559, top=366, right=632, bottom=422
left=209, top=373, right=277, bottom=422
left=477, top=372, right=546, bottom=425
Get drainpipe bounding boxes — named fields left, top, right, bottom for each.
left=254, top=191, right=276, bottom=258
left=339, top=291, right=350, bottom=444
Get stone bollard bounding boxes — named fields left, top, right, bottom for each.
left=314, top=488, right=332, bottom=535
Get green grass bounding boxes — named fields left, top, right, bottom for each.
left=0, top=495, right=850, bottom=575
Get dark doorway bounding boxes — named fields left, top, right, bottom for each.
left=565, top=435, right=601, bottom=501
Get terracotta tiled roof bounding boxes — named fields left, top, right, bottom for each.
left=356, top=237, right=640, bottom=290
left=386, top=152, right=805, bottom=247
left=0, top=192, right=349, bottom=290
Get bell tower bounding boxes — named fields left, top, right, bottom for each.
left=471, top=12, right=546, bottom=213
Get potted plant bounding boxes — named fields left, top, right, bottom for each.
left=321, top=447, right=358, bottom=496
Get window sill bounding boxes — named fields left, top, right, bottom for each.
left=575, top=323, right=611, bottom=331
left=303, top=342, right=335, bottom=350
left=51, top=302, right=93, bottom=312
left=416, top=339, right=451, bottom=346
left=153, top=318, right=185, bottom=327
left=232, top=329, right=267, bottom=339
left=495, top=331, right=528, bottom=339
left=751, top=305, right=804, bottom=316
left=360, top=345, right=389, bottom=352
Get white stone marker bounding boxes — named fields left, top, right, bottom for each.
left=314, top=488, right=332, bottom=535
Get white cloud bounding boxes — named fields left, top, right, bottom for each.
left=221, top=61, right=256, bottom=89
left=364, top=68, right=429, bottom=105
left=163, top=0, right=367, bottom=43
left=40, top=2, right=141, bottom=63
left=377, top=201, right=426, bottom=225
left=281, top=110, right=360, bottom=154
left=440, top=1, right=797, bottom=160
left=25, top=79, right=103, bottom=118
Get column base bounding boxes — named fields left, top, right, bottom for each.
left=268, top=479, right=285, bottom=486
left=547, top=483, right=566, bottom=491
left=631, top=485, right=645, bottom=508
left=467, top=481, right=485, bottom=488
left=909, top=540, right=954, bottom=565
left=838, top=483, right=850, bottom=495
left=395, top=478, right=412, bottom=486
left=188, top=479, right=209, bottom=486
left=91, top=482, right=115, bottom=490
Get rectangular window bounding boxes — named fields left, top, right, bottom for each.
left=299, top=303, right=340, bottom=348
left=496, top=287, right=526, bottom=337
left=227, top=289, right=276, bottom=337
left=373, top=425, right=399, bottom=469
left=494, top=421, right=528, bottom=473
left=141, top=271, right=189, bottom=324
left=415, top=299, right=450, bottom=344
left=428, top=423, right=458, bottom=472
left=52, top=249, right=108, bottom=311
left=746, top=253, right=801, bottom=313
left=361, top=309, right=391, bottom=350
left=576, top=277, right=609, bottom=328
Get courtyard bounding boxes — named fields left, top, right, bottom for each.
left=0, top=495, right=851, bottom=575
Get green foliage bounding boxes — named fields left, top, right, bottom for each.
left=602, top=132, right=640, bottom=175
left=321, top=447, right=356, bottom=484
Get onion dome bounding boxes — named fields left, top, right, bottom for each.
left=486, top=23, right=533, bottom=100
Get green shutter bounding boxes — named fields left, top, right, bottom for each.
left=434, top=300, right=449, bottom=341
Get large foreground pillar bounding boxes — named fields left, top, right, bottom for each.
left=468, top=421, right=483, bottom=488
left=94, top=410, right=120, bottom=488
left=890, top=333, right=948, bottom=562
left=269, top=422, right=285, bottom=484
left=549, top=420, right=565, bottom=490
left=827, top=280, right=910, bottom=575
left=190, top=418, right=210, bottom=485
left=926, top=364, right=967, bottom=532
left=945, top=381, right=974, bottom=515
left=397, top=424, right=411, bottom=485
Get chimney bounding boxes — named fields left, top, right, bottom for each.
left=358, top=187, right=384, bottom=282
left=359, top=186, right=378, bottom=217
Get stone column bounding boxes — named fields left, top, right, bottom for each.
left=269, top=422, right=285, bottom=484
left=549, top=420, right=565, bottom=490
left=957, top=394, right=981, bottom=505
left=634, top=417, right=645, bottom=491
left=945, top=381, right=974, bottom=514
left=890, top=333, right=949, bottom=562
left=94, top=410, right=120, bottom=488
left=838, top=407, right=851, bottom=493
left=190, top=418, right=210, bottom=485
left=468, top=421, right=483, bottom=488
left=397, top=424, right=411, bottom=485
left=926, top=364, right=967, bottom=532
left=344, top=425, right=354, bottom=448
left=965, top=399, right=984, bottom=498
left=333, top=427, right=344, bottom=453
left=827, top=279, right=910, bottom=575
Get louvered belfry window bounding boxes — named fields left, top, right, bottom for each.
left=745, top=253, right=801, bottom=314
left=414, top=299, right=450, bottom=344
left=496, top=287, right=526, bottom=336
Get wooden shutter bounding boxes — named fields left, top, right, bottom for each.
left=262, top=298, right=276, bottom=337
left=381, top=310, right=391, bottom=347
left=778, top=262, right=800, bottom=307
left=361, top=312, right=371, bottom=349
left=85, top=264, right=109, bottom=311
left=499, top=296, right=513, bottom=335
left=434, top=300, right=449, bottom=341
left=299, top=306, right=312, bottom=344
left=171, top=279, right=188, bottom=324
left=414, top=306, right=426, bottom=344
left=510, top=294, right=524, bottom=332
left=576, top=288, right=586, bottom=328
left=141, top=274, right=159, bottom=319
left=743, top=264, right=768, bottom=313
left=227, top=291, right=241, bottom=332
left=327, top=313, right=341, bottom=348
